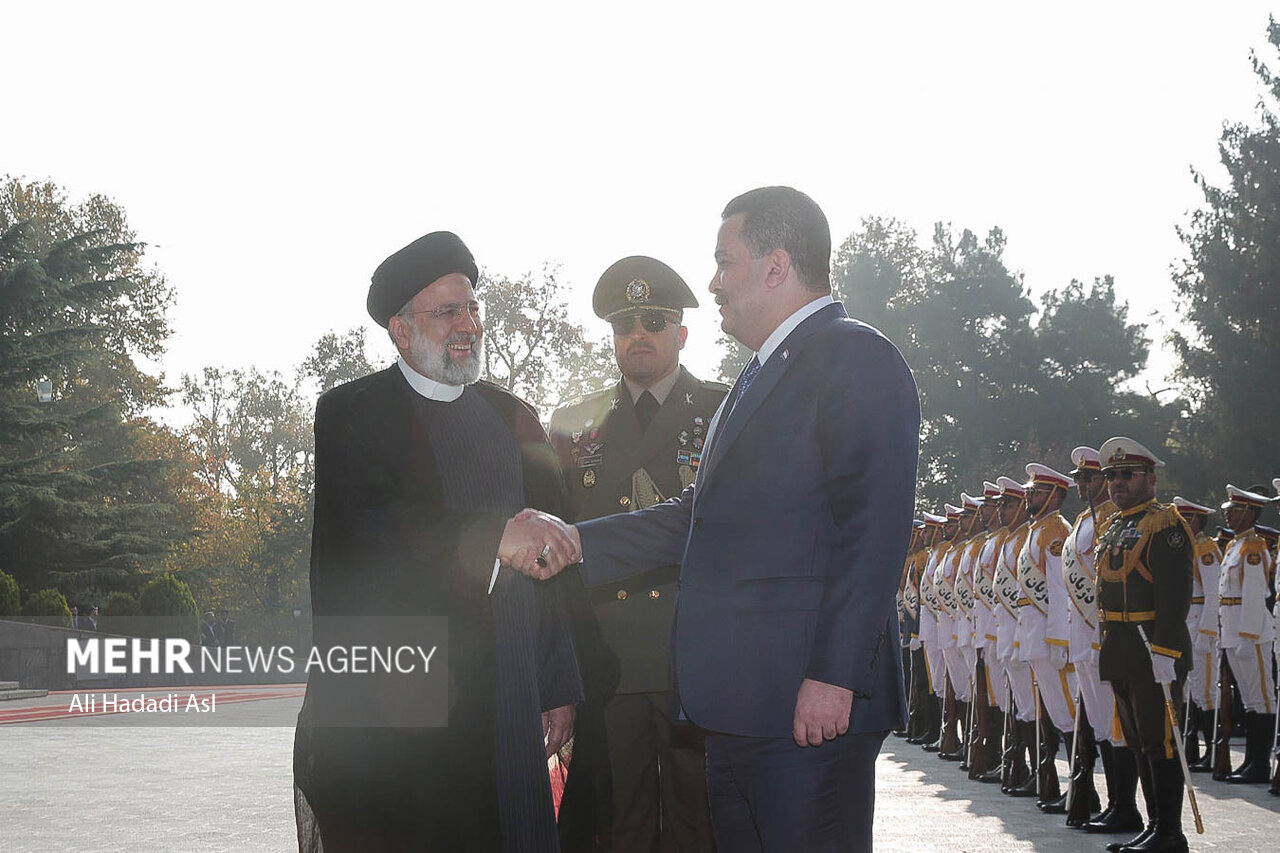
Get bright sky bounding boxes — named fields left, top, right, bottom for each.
left=7, top=2, right=1277, bottom=413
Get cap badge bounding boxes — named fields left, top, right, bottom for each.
left=625, top=278, right=652, bottom=304
left=1109, top=446, right=1126, bottom=464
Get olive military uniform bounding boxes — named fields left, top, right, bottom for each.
left=550, top=368, right=726, bottom=851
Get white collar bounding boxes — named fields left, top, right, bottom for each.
left=755, top=295, right=834, bottom=365
left=397, top=355, right=465, bottom=402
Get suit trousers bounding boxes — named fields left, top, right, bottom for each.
left=704, top=729, right=886, bottom=853
left=1075, top=658, right=1122, bottom=744
left=605, top=691, right=714, bottom=853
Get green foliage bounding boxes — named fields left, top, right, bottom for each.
left=22, top=587, right=70, bottom=627
left=830, top=217, right=1173, bottom=513
left=478, top=264, right=616, bottom=417
left=0, top=177, right=191, bottom=592
left=138, top=573, right=198, bottom=641
left=1170, top=18, right=1280, bottom=498
left=101, top=591, right=141, bottom=636
left=301, top=328, right=379, bottom=393
left=0, top=569, right=19, bottom=618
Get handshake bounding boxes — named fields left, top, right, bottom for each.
left=498, top=509, right=580, bottom=580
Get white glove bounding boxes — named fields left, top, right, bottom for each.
left=1150, top=652, right=1176, bottom=685
left=909, top=638, right=922, bottom=652
left=1049, top=644, right=1068, bottom=671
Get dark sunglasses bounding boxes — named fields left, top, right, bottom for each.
left=611, top=312, right=674, bottom=336
left=1072, top=472, right=1097, bottom=483
left=1104, top=468, right=1143, bottom=482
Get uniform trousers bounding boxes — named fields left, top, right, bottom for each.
left=1075, top=657, right=1122, bottom=743
left=987, top=655, right=1014, bottom=713
left=1223, top=642, right=1275, bottom=713
left=925, top=644, right=946, bottom=699
left=605, top=691, right=713, bottom=852
left=1111, top=676, right=1184, bottom=760
left=943, top=646, right=971, bottom=702
left=1006, top=660, right=1036, bottom=723
left=1185, top=644, right=1220, bottom=710
left=1028, top=656, right=1076, bottom=732
left=704, top=729, right=885, bottom=853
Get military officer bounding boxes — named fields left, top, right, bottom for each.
left=959, top=490, right=996, bottom=778
left=1065, top=448, right=1138, bottom=835
left=1014, top=463, right=1076, bottom=809
left=1216, top=484, right=1276, bottom=785
left=899, top=520, right=929, bottom=741
left=1170, top=497, right=1222, bottom=775
left=934, top=505, right=967, bottom=759
left=549, top=256, right=726, bottom=851
left=1095, top=437, right=1194, bottom=853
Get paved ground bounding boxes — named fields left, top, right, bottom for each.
left=4, top=699, right=1277, bottom=852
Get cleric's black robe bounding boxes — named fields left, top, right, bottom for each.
left=293, top=367, right=581, bottom=852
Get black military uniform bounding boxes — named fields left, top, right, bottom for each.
left=550, top=256, right=726, bottom=852
left=1095, top=437, right=1194, bottom=853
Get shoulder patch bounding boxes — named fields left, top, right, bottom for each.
left=1049, top=539, right=1064, bottom=557
left=1247, top=552, right=1262, bottom=565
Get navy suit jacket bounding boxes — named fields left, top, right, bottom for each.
left=578, top=303, right=920, bottom=739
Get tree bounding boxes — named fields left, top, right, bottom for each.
left=831, top=217, right=1165, bottom=513
left=138, top=572, right=198, bottom=642
left=0, top=177, right=190, bottom=596
left=479, top=264, right=615, bottom=417
left=0, top=569, right=18, bottom=618
left=301, top=327, right=380, bottom=394
left=1170, top=18, right=1280, bottom=496
left=22, top=587, right=70, bottom=627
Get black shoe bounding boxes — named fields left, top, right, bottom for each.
left=1008, top=773, right=1038, bottom=798
left=1084, top=805, right=1145, bottom=834
left=977, top=766, right=1003, bottom=784
left=938, top=747, right=964, bottom=761
left=1106, top=825, right=1153, bottom=852
left=1037, top=793, right=1067, bottom=814
left=1120, top=828, right=1188, bottom=852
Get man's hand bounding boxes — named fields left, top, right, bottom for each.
left=908, top=637, right=922, bottom=652
left=542, top=703, right=575, bottom=758
left=792, top=678, right=853, bottom=747
left=1049, top=643, right=1068, bottom=671
left=498, top=509, right=581, bottom=579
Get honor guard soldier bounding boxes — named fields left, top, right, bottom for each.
left=549, top=256, right=726, bottom=851
left=1015, top=463, right=1076, bottom=810
left=911, top=513, right=947, bottom=749
left=953, top=494, right=986, bottom=770
left=935, top=505, right=967, bottom=760
left=1171, top=497, right=1222, bottom=775
left=973, top=480, right=1011, bottom=784
left=899, top=520, right=929, bottom=741
left=1062, top=447, right=1137, bottom=834
left=963, top=489, right=999, bottom=778
left=993, top=476, right=1037, bottom=795
left=1095, top=437, right=1194, bottom=853
left=1216, top=484, right=1276, bottom=785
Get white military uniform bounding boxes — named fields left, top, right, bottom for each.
left=1219, top=523, right=1276, bottom=714
left=1063, top=499, right=1121, bottom=743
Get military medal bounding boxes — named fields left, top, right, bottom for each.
left=582, top=469, right=596, bottom=488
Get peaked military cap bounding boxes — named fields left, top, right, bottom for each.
left=1098, top=436, right=1165, bottom=472
left=1173, top=496, right=1213, bottom=516
left=1024, top=462, right=1071, bottom=490
left=593, top=255, right=699, bottom=321
left=1070, top=446, right=1102, bottom=476
left=996, top=476, right=1026, bottom=499
left=367, top=231, right=479, bottom=328
left=1221, top=484, right=1269, bottom=511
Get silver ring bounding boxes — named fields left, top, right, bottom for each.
left=535, top=543, right=551, bottom=568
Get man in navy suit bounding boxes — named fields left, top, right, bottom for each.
left=521, top=187, right=920, bottom=851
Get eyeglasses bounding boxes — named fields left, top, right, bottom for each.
left=1104, top=468, right=1143, bottom=482
left=401, top=301, right=483, bottom=323
left=610, top=312, right=675, bottom=336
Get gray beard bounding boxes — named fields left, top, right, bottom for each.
left=408, top=327, right=483, bottom=386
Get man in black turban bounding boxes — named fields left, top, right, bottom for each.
left=294, top=231, right=583, bottom=852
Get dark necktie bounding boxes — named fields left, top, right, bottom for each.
left=734, top=356, right=761, bottom=407
left=634, top=390, right=659, bottom=432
